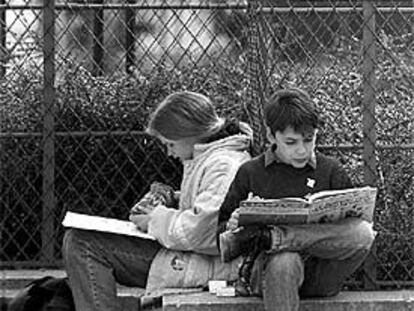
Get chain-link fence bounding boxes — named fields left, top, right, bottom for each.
left=1, top=0, right=413, bottom=290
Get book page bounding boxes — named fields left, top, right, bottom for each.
left=308, top=187, right=368, bottom=202
left=308, top=187, right=377, bottom=223
left=62, top=211, right=155, bottom=240
left=307, top=195, right=347, bottom=223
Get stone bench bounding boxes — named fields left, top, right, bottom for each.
left=2, top=270, right=414, bottom=311
left=162, top=290, right=414, bottom=311
left=0, top=269, right=144, bottom=311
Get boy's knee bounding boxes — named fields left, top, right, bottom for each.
left=349, top=219, right=376, bottom=250
left=266, top=252, right=304, bottom=281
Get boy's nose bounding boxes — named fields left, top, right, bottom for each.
left=296, top=143, right=307, bottom=155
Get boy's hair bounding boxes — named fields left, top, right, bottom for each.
left=264, top=88, right=319, bottom=135
left=147, top=91, right=224, bottom=141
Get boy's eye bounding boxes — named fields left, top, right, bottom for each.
left=285, top=141, right=296, bottom=145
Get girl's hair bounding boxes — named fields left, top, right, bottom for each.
left=264, top=88, right=319, bottom=135
left=147, top=91, right=225, bottom=141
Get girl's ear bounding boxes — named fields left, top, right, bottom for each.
left=265, top=126, right=276, bottom=144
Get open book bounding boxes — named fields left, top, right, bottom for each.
left=238, top=186, right=377, bottom=226
left=62, top=211, right=155, bottom=240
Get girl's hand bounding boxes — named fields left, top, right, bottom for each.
left=226, top=208, right=241, bottom=231
left=129, top=214, right=149, bottom=232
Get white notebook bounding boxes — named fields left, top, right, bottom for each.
left=62, top=211, right=155, bottom=240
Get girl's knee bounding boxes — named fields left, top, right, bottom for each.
left=63, top=228, right=82, bottom=247
left=62, top=229, right=91, bottom=261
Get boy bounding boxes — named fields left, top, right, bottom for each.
left=217, top=88, right=375, bottom=311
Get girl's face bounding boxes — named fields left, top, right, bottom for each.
left=159, top=136, right=198, bottom=162
left=267, top=126, right=317, bottom=168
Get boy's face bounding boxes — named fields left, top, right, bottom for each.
left=267, top=126, right=317, bottom=168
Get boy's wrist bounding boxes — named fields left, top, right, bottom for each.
left=266, top=226, right=284, bottom=253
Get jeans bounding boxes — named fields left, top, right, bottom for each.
left=62, top=228, right=161, bottom=311
left=249, top=218, right=376, bottom=311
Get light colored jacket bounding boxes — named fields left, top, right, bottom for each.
left=145, top=124, right=252, bottom=295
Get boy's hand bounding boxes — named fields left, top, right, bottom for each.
left=129, top=214, right=149, bottom=232
left=226, top=208, right=241, bottom=231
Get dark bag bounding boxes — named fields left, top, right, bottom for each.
left=8, top=276, right=75, bottom=311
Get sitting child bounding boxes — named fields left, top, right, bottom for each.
left=63, top=91, right=253, bottom=311
left=217, top=88, right=375, bottom=311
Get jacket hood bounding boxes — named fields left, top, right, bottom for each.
left=190, top=121, right=253, bottom=160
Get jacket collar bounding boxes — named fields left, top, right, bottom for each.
left=264, top=144, right=317, bottom=169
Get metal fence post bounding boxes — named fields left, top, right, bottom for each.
left=245, top=0, right=266, bottom=156
left=125, top=0, right=135, bottom=74
left=93, top=0, right=104, bottom=76
left=42, top=0, right=56, bottom=264
left=0, top=0, right=6, bottom=78
left=362, top=0, right=377, bottom=290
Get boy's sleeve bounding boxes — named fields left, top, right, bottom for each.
left=331, top=160, right=354, bottom=189
left=217, top=165, right=250, bottom=233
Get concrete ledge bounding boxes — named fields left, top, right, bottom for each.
left=0, top=269, right=66, bottom=290
left=0, top=269, right=145, bottom=311
left=2, top=270, right=414, bottom=311
left=0, top=287, right=144, bottom=311
left=163, top=290, right=414, bottom=311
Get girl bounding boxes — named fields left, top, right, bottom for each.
left=62, top=91, right=252, bottom=311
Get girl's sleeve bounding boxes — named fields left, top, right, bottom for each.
left=147, top=155, right=245, bottom=255
left=217, top=165, right=250, bottom=230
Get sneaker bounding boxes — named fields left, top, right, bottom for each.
left=219, top=226, right=270, bottom=262
left=235, top=250, right=259, bottom=296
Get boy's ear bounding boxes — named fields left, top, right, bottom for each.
left=313, top=129, right=319, bottom=144
left=265, top=126, right=277, bottom=144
